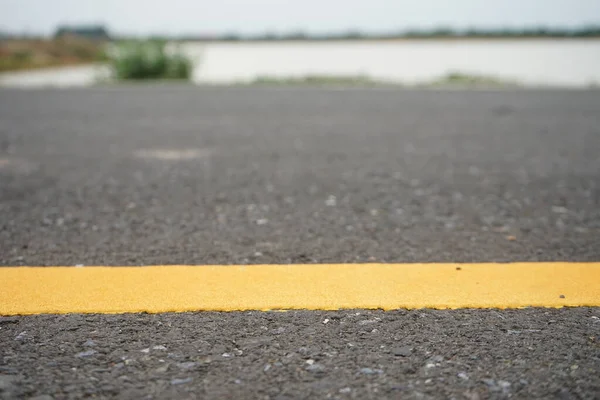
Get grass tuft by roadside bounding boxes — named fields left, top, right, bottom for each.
left=107, top=40, right=193, bottom=81
left=422, top=71, right=520, bottom=88
left=243, top=72, right=519, bottom=88
left=246, top=75, right=395, bottom=87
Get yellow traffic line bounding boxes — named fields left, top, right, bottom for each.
left=1, top=263, right=599, bottom=315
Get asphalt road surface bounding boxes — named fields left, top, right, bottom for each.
left=1, top=86, right=599, bottom=399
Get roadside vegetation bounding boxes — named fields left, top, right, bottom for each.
left=245, top=73, right=518, bottom=88
left=107, top=40, right=192, bottom=81
left=0, top=37, right=193, bottom=81
left=248, top=75, right=392, bottom=87
left=0, top=36, right=107, bottom=72
left=423, top=72, right=520, bottom=88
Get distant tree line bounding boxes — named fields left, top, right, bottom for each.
left=0, top=26, right=110, bottom=40
left=54, top=25, right=110, bottom=40
left=174, top=26, right=600, bottom=41
left=2, top=25, right=599, bottom=41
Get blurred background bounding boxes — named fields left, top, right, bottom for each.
left=1, top=0, right=600, bottom=88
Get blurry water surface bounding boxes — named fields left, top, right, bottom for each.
left=189, top=39, right=600, bottom=86
left=1, top=39, right=599, bottom=87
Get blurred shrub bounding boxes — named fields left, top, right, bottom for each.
left=108, top=40, right=192, bottom=80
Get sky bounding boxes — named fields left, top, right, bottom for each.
left=2, top=0, right=600, bottom=36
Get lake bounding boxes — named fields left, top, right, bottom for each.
left=1, top=39, right=599, bottom=87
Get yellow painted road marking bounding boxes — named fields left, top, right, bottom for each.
left=1, top=263, right=599, bottom=315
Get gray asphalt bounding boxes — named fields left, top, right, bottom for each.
left=1, top=86, right=599, bottom=399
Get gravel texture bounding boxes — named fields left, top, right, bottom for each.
left=1, top=86, right=599, bottom=399
left=1, top=309, right=600, bottom=399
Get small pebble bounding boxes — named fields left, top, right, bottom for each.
left=393, top=346, right=412, bottom=357
left=359, top=319, right=378, bottom=325
left=76, top=350, right=97, bottom=358
left=360, top=367, right=383, bottom=375
left=306, top=363, right=326, bottom=372
left=429, top=355, right=444, bottom=363
left=325, top=195, right=337, bottom=207
left=176, top=362, right=197, bottom=370
left=170, top=378, right=192, bottom=385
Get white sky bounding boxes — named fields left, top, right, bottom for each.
left=2, top=0, right=599, bottom=36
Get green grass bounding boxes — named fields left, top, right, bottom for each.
left=247, top=75, right=393, bottom=87
left=423, top=71, right=519, bottom=88
left=245, top=73, right=519, bottom=88
left=107, top=40, right=192, bottom=81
